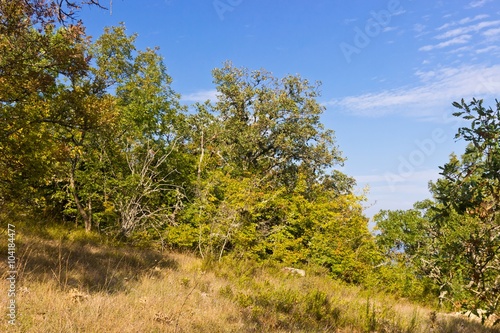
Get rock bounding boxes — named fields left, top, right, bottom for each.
left=283, top=267, right=306, bottom=277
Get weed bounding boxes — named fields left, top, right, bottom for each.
left=50, top=238, right=72, bottom=290
left=180, top=277, right=191, bottom=288
left=218, top=284, right=234, bottom=298
left=365, top=297, right=377, bottom=332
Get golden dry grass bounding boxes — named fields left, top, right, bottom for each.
left=1, top=229, right=499, bottom=333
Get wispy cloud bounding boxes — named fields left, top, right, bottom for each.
left=435, top=20, right=500, bottom=39
left=475, top=45, right=500, bottom=54
left=325, top=65, right=500, bottom=118
left=355, top=169, right=440, bottom=184
left=419, top=34, right=471, bottom=51
left=356, top=169, right=440, bottom=216
left=483, top=27, right=500, bottom=37
left=343, top=18, right=358, bottom=25
left=383, top=26, right=398, bottom=33
left=437, top=14, right=489, bottom=31
left=414, top=23, right=426, bottom=32
left=418, top=15, right=500, bottom=58
left=181, top=89, right=219, bottom=103
left=468, top=0, right=493, bottom=8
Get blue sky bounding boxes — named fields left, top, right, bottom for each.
left=79, top=0, right=500, bottom=219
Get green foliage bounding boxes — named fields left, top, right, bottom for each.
left=375, top=98, right=500, bottom=321
left=209, top=63, right=345, bottom=188
left=180, top=63, right=374, bottom=285
left=374, top=204, right=430, bottom=258
left=2, top=1, right=379, bottom=304
left=0, top=0, right=91, bottom=209
left=1, top=2, right=189, bottom=242
left=305, top=191, right=377, bottom=283
left=428, top=99, right=500, bottom=319
left=234, top=287, right=341, bottom=331
left=4, top=3, right=500, bottom=327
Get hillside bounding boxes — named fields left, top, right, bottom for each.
left=2, top=1, right=500, bottom=325
left=1, top=226, right=499, bottom=333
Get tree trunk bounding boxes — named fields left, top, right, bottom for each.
left=86, top=199, right=92, bottom=232
left=69, top=161, right=91, bottom=232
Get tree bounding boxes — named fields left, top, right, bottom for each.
left=429, top=99, right=500, bottom=320
left=0, top=0, right=111, bottom=222
left=0, top=0, right=105, bottom=205
left=373, top=201, right=445, bottom=301
left=175, top=63, right=372, bottom=275
left=59, top=25, right=187, bottom=236
left=0, top=0, right=188, bottom=239
left=209, top=63, right=345, bottom=190
left=375, top=98, right=500, bottom=321
left=305, top=187, right=377, bottom=283
left=424, top=99, right=500, bottom=316
left=1, top=0, right=375, bottom=274
left=374, top=205, right=429, bottom=259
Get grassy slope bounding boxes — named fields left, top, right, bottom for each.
left=1, top=225, right=499, bottom=333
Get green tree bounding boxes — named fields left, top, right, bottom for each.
left=0, top=0, right=188, bottom=240
left=373, top=201, right=440, bottom=300
left=305, top=188, right=377, bottom=283
left=209, top=63, right=345, bottom=190
left=177, top=63, right=374, bottom=278
left=426, top=99, right=500, bottom=320
left=0, top=0, right=107, bottom=216
left=53, top=25, right=188, bottom=237
left=86, top=25, right=187, bottom=237
left=0, top=0, right=92, bottom=209
left=374, top=201, right=432, bottom=261
left=375, top=99, right=500, bottom=320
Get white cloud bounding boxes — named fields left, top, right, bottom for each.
left=476, top=45, right=500, bottom=53
left=460, top=14, right=489, bottom=24
left=383, top=26, right=398, bottom=32
left=343, top=18, right=358, bottom=25
left=414, top=23, right=426, bottom=33
left=413, top=23, right=429, bottom=37
left=414, top=69, right=436, bottom=82
left=356, top=169, right=440, bottom=217
left=435, top=20, right=500, bottom=39
left=418, top=15, right=500, bottom=58
left=483, top=27, right=500, bottom=37
left=181, top=89, right=219, bottom=103
left=468, top=0, right=493, bottom=8
left=392, top=9, right=406, bottom=16
left=448, top=45, right=473, bottom=54
left=437, top=14, right=489, bottom=31
left=419, top=34, right=471, bottom=51
left=325, top=65, right=500, bottom=118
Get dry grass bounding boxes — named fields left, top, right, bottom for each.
left=1, top=228, right=500, bottom=333
left=1, top=231, right=246, bottom=332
